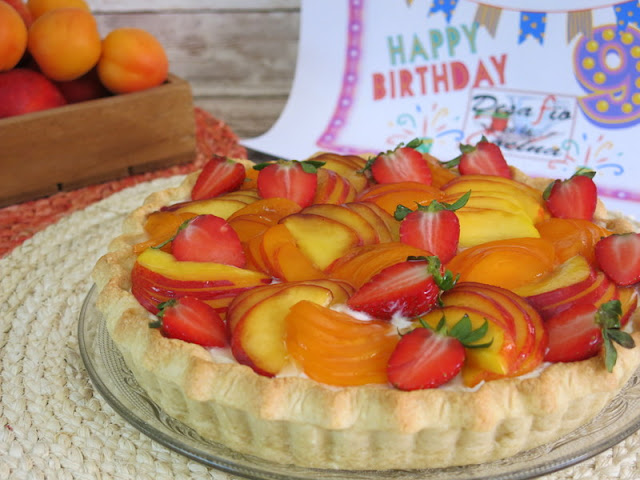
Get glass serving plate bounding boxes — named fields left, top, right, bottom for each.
left=79, top=285, right=640, bottom=480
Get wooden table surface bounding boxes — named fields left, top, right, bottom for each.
left=91, top=0, right=301, bottom=139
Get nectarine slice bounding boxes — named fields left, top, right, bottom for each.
left=231, top=284, right=335, bottom=376
left=302, top=203, right=379, bottom=245
left=280, top=214, right=360, bottom=270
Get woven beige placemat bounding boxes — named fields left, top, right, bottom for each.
left=1, top=177, right=640, bottom=480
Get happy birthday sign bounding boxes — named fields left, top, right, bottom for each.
left=244, top=0, right=640, bottom=217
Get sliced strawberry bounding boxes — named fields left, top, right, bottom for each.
left=595, top=233, right=640, bottom=286
left=386, top=314, right=490, bottom=390
left=544, top=300, right=635, bottom=371
left=543, top=167, right=597, bottom=221
left=364, top=139, right=432, bottom=184
left=191, top=156, right=246, bottom=201
left=444, top=137, right=511, bottom=178
left=171, top=214, right=246, bottom=267
left=395, top=191, right=470, bottom=264
left=346, top=256, right=457, bottom=320
left=150, top=297, right=227, bottom=347
left=254, top=159, right=324, bottom=208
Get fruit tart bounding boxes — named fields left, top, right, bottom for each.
left=92, top=141, right=640, bottom=470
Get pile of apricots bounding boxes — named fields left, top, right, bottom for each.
left=0, top=0, right=169, bottom=118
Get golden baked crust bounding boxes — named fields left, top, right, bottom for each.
left=92, top=162, right=640, bottom=470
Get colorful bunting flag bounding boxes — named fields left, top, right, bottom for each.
left=518, top=11, right=547, bottom=44
left=614, top=0, right=640, bottom=30
left=428, top=0, right=460, bottom=23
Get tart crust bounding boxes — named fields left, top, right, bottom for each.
left=92, top=163, right=640, bottom=470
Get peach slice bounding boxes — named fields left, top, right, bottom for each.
left=302, top=203, right=379, bottom=245
left=454, top=207, right=540, bottom=248
left=280, top=214, right=360, bottom=270
left=618, top=286, right=639, bottom=326
left=231, top=283, right=336, bottom=376
left=343, top=202, right=394, bottom=243
left=529, top=270, right=617, bottom=320
left=419, top=306, right=517, bottom=376
left=311, top=152, right=369, bottom=192
left=442, top=175, right=548, bottom=223
left=136, top=248, right=271, bottom=284
left=132, top=249, right=272, bottom=315
left=175, top=198, right=251, bottom=219
left=446, top=237, right=556, bottom=291
left=327, top=241, right=430, bottom=288
left=259, top=224, right=326, bottom=281
left=444, top=282, right=542, bottom=381
left=513, top=255, right=594, bottom=298
left=286, top=300, right=398, bottom=386
left=314, top=168, right=358, bottom=204
left=227, top=283, right=290, bottom=333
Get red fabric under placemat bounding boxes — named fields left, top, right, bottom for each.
left=0, top=107, right=247, bottom=258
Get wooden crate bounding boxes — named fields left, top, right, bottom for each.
left=0, top=74, right=196, bottom=207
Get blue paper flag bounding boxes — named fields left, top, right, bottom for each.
left=614, top=0, right=640, bottom=30
left=518, top=11, right=547, bottom=44
left=428, top=0, right=460, bottom=23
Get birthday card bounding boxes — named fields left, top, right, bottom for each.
left=243, top=0, right=640, bottom=217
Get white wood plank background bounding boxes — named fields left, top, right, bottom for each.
left=88, top=0, right=301, bottom=138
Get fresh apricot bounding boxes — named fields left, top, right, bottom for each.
left=0, top=1, right=28, bottom=71
left=27, top=8, right=101, bottom=81
left=97, top=28, right=169, bottom=94
left=2, top=0, right=32, bottom=27
left=446, top=237, right=557, bottom=290
left=26, top=0, right=88, bottom=19
left=536, top=217, right=611, bottom=265
left=286, top=300, right=399, bottom=386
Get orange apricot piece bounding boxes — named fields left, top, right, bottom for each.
left=423, top=153, right=458, bottom=188
left=27, top=7, right=101, bottom=81
left=98, top=27, right=169, bottom=94
left=357, top=181, right=444, bottom=215
left=132, top=211, right=197, bottom=254
left=327, top=241, right=430, bottom=288
left=227, top=197, right=301, bottom=221
left=536, top=217, right=611, bottom=265
left=26, top=0, right=88, bottom=19
left=446, top=237, right=557, bottom=291
left=286, top=300, right=399, bottom=386
left=0, top=1, right=28, bottom=71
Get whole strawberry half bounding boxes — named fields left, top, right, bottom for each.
left=170, top=214, right=246, bottom=267
left=254, top=159, right=324, bottom=208
left=444, top=136, right=511, bottom=178
left=543, top=167, right=597, bottom=221
left=595, top=233, right=640, bottom=286
left=150, top=297, right=228, bottom=347
left=347, top=256, right=458, bottom=320
left=364, top=138, right=432, bottom=184
left=191, top=155, right=246, bottom=201
left=395, top=191, right=470, bottom=264
left=544, top=300, right=635, bottom=371
left=387, top=314, right=491, bottom=390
